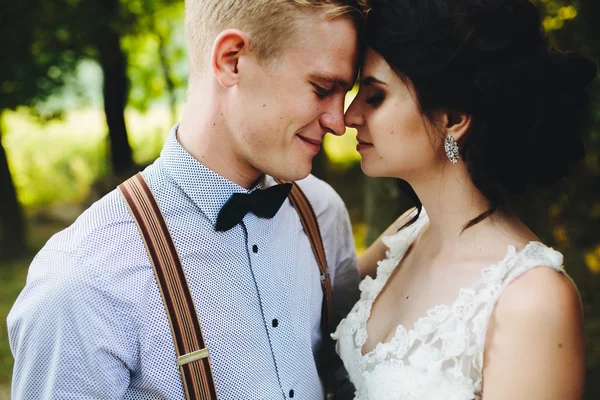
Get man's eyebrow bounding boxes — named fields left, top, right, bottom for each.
left=309, top=73, right=354, bottom=91
left=362, top=76, right=387, bottom=86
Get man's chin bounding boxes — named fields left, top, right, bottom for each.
left=268, top=160, right=312, bottom=182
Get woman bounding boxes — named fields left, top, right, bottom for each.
left=332, top=0, right=596, bottom=399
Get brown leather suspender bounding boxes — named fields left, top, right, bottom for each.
left=279, top=179, right=336, bottom=400
left=119, top=173, right=334, bottom=399
left=119, top=173, right=217, bottom=400
left=276, top=179, right=334, bottom=344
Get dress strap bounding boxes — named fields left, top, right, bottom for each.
left=473, top=242, right=566, bottom=374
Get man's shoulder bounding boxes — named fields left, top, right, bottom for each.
left=46, top=189, right=130, bottom=249
left=13, top=188, right=146, bottom=326
left=36, top=188, right=144, bottom=276
left=45, top=164, right=174, bottom=259
left=41, top=163, right=173, bottom=268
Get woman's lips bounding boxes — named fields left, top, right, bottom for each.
left=356, top=137, right=373, bottom=152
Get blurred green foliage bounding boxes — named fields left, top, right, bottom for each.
left=3, top=107, right=173, bottom=208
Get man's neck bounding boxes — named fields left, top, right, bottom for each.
left=177, top=90, right=262, bottom=190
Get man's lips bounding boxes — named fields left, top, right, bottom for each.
left=297, top=135, right=323, bottom=146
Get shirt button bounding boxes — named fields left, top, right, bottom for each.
left=272, top=319, right=279, bottom=328
left=289, top=389, right=294, bottom=398
left=252, top=245, right=258, bottom=253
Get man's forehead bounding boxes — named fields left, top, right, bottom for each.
left=294, top=18, right=358, bottom=59
left=309, top=72, right=355, bottom=89
left=279, top=17, right=358, bottom=87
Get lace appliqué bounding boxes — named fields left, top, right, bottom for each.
left=332, top=209, right=565, bottom=400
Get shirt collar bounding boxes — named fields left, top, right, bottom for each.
left=159, top=123, right=266, bottom=225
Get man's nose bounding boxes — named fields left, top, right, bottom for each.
left=320, top=98, right=347, bottom=136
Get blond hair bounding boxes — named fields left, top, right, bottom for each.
left=185, top=0, right=365, bottom=82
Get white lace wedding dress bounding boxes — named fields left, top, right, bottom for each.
left=332, top=208, right=566, bottom=400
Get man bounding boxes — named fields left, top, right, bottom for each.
left=8, top=0, right=363, bottom=398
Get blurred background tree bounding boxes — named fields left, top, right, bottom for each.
left=1, top=1, right=82, bottom=257
left=0, top=0, right=598, bottom=398
left=0, top=0, right=186, bottom=257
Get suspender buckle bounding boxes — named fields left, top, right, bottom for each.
left=177, top=348, right=210, bottom=366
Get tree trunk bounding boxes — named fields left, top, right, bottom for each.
left=364, top=177, right=409, bottom=245
left=0, top=117, right=26, bottom=258
left=311, top=150, right=328, bottom=181
left=157, top=31, right=178, bottom=126
left=97, top=0, right=132, bottom=176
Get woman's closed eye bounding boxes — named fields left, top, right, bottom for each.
left=365, top=91, right=385, bottom=106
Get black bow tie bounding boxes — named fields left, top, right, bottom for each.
left=215, top=183, right=293, bottom=232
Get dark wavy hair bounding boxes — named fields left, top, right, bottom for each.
left=365, top=0, right=597, bottom=230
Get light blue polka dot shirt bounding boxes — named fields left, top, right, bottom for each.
left=7, top=125, right=360, bottom=399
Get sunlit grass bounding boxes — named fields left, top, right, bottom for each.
left=585, top=245, right=600, bottom=274
left=0, top=217, right=71, bottom=394
left=323, top=87, right=361, bottom=166
left=3, top=102, right=361, bottom=209
left=3, top=106, right=174, bottom=208
left=324, top=126, right=361, bottom=166
left=353, top=221, right=367, bottom=255
left=0, top=257, right=29, bottom=391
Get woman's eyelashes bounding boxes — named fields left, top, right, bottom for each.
left=365, top=90, right=385, bottom=106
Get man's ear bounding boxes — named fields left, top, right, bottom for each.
left=211, top=29, right=251, bottom=88
left=435, top=109, right=472, bottom=143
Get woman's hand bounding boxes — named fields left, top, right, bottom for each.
left=358, top=207, right=416, bottom=279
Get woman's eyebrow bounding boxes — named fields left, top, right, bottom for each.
left=362, top=76, right=387, bottom=86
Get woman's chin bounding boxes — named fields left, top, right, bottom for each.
left=360, top=161, right=381, bottom=178
left=360, top=161, right=404, bottom=180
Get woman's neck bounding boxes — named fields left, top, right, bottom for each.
left=408, top=162, right=495, bottom=252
